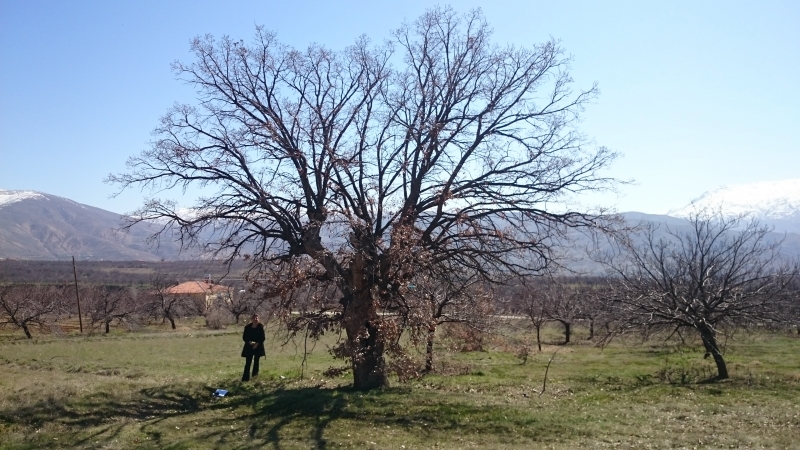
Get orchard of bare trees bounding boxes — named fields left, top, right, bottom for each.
left=3, top=8, right=797, bottom=392
left=0, top=277, right=244, bottom=338
left=507, top=277, right=613, bottom=351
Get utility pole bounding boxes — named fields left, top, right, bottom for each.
left=72, top=256, right=83, bottom=333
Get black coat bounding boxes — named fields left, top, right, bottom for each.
left=241, top=323, right=266, bottom=357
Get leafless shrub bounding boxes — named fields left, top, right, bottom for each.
left=441, top=323, right=487, bottom=352
left=322, top=366, right=350, bottom=378
left=515, top=344, right=532, bottom=364
left=204, top=308, right=231, bottom=330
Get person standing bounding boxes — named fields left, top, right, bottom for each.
left=241, top=314, right=265, bottom=381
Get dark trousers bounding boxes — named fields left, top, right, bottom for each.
left=242, top=355, right=261, bottom=381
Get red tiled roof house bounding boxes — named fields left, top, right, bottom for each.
left=164, top=280, right=232, bottom=313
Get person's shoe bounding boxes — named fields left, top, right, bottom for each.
left=242, top=377, right=250, bottom=382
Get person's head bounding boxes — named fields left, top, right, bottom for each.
left=250, top=314, right=260, bottom=325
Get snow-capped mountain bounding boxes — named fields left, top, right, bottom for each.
left=0, top=189, right=192, bottom=260
left=0, top=189, right=47, bottom=207
left=667, top=179, right=800, bottom=233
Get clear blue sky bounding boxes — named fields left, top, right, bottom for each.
left=1, top=0, right=798, bottom=215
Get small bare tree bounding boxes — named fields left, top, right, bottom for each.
left=577, top=282, right=614, bottom=341
left=781, top=277, right=800, bottom=334
left=514, top=279, right=549, bottom=351
left=83, top=285, right=140, bottom=333
left=541, top=280, right=585, bottom=345
left=221, top=289, right=259, bottom=324
left=601, top=211, right=799, bottom=380
left=0, top=284, right=66, bottom=339
left=144, top=276, right=198, bottom=330
left=400, top=260, right=495, bottom=373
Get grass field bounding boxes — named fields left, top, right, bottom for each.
left=1, top=322, right=799, bottom=449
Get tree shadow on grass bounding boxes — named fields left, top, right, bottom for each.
left=205, top=383, right=549, bottom=449
left=224, top=384, right=355, bottom=449
left=0, top=383, right=211, bottom=448
left=0, top=381, right=556, bottom=449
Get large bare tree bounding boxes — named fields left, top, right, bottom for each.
left=601, top=211, right=798, bottom=380
left=109, top=7, right=615, bottom=389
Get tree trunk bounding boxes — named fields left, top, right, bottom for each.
left=342, top=266, right=389, bottom=391
left=168, top=316, right=176, bottom=330
left=561, top=321, right=571, bottom=345
left=21, top=323, right=32, bottom=339
left=425, top=323, right=436, bottom=373
left=105, top=320, right=111, bottom=334
left=535, top=325, right=542, bottom=351
left=587, top=319, right=594, bottom=340
left=698, top=324, right=728, bottom=380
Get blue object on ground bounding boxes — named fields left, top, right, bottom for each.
left=213, top=389, right=228, bottom=397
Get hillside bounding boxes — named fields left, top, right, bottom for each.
left=0, top=189, right=191, bottom=260
left=2, top=188, right=798, bottom=267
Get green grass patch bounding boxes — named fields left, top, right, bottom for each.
left=1, top=324, right=799, bottom=448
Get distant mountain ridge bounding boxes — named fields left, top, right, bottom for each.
left=0, top=189, right=191, bottom=261
left=2, top=188, right=799, bottom=263
left=622, top=211, right=800, bottom=257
